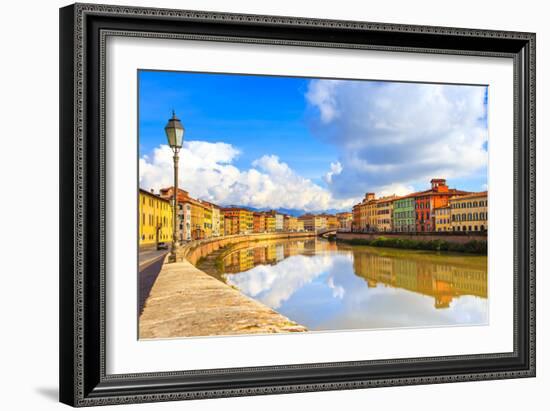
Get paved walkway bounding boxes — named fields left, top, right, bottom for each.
left=139, top=259, right=307, bottom=339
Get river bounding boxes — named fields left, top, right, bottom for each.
left=218, top=237, right=488, bottom=332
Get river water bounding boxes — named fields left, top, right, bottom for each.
left=222, top=238, right=488, bottom=331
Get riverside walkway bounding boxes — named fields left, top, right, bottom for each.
left=139, top=232, right=313, bottom=339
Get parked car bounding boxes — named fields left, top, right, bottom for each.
left=157, top=242, right=168, bottom=250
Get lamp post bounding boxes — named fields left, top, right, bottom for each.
left=164, top=111, right=185, bottom=262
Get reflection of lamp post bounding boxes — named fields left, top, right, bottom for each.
left=164, top=111, right=185, bottom=262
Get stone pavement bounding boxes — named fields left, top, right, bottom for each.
left=139, top=258, right=307, bottom=339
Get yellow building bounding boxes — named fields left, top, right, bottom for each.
left=221, top=208, right=253, bottom=234
left=320, top=214, right=339, bottom=230
left=296, top=220, right=305, bottom=232
left=203, top=202, right=221, bottom=237
left=298, top=214, right=327, bottom=231
left=202, top=203, right=212, bottom=238
left=352, top=192, right=377, bottom=232
left=224, top=215, right=238, bottom=236
left=139, top=189, right=173, bottom=249
left=376, top=196, right=395, bottom=232
left=336, top=212, right=353, bottom=230
left=450, top=191, right=488, bottom=232
left=283, top=215, right=299, bottom=231
left=264, top=215, right=276, bottom=232
left=434, top=206, right=452, bottom=232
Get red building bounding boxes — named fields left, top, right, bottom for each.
left=415, top=179, right=469, bottom=232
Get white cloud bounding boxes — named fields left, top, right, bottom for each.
left=306, top=80, right=488, bottom=198
left=139, top=142, right=359, bottom=212
left=324, top=161, right=343, bottom=184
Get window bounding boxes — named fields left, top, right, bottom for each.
left=468, top=213, right=472, bottom=221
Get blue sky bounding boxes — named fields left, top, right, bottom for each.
left=139, top=70, right=488, bottom=212
left=139, top=71, right=336, bottom=184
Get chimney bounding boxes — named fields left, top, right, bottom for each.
left=365, top=192, right=375, bottom=201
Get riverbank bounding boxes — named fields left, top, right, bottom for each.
left=139, top=232, right=313, bottom=338
left=335, top=232, right=487, bottom=254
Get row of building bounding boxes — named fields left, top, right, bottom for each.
left=352, top=179, right=488, bottom=233
left=139, top=187, right=353, bottom=249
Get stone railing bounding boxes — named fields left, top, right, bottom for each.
left=177, top=231, right=316, bottom=265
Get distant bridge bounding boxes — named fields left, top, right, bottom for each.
left=317, top=228, right=338, bottom=238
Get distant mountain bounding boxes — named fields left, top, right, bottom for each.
left=222, top=205, right=346, bottom=217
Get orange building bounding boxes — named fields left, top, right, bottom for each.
left=414, top=179, right=469, bottom=232
left=253, top=212, right=265, bottom=233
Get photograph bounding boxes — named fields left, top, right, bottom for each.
left=137, top=71, right=489, bottom=339
left=55, top=1, right=537, bottom=406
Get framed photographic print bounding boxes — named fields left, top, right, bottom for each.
left=59, top=3, right=536, bottom=407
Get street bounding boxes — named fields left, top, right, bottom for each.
left=139, top=249, right=168, bottom=315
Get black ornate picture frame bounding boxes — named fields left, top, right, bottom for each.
left=59, top=3, right=535, bottom=407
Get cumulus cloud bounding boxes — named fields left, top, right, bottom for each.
left=139, top=142, right=358, bottom=212
left=306, top=80, right=488, bottom=198
left=324, top=161, right=343, bottom=184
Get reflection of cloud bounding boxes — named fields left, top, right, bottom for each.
left=306, top=80, right=488, bottom=198
left=327, top=276, right=345, bottom=299
left=319, top=285, right=488, bottom=331
left=226, top=245, right=488, bottom=331
left=226, top=254, right=339, bottom=309
left=140, top=143, right=357, bottom=212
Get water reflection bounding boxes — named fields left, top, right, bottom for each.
left=223, top=238, right=488, bottom=331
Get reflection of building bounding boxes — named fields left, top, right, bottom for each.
left=221, top=207, right=253, bottom=234
left=253, top=246, right=266, bottom=264
left=434, top=205, right=452, bottom=232
left=450, top=191, right=488, bottom=232
left=352, top=249, right=487, bottom=308
left=223, top=249, right=254, bottom=273
left=139, top=189, right=173, bottom=249
left=276, top=244, right=285, bottom=261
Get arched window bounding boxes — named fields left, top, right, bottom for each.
left=473, top=201, right=478, bottom=207
left=462, top=213, right=466, bottom=221
left=468, top=213, right=472, bottom=221
left=474, top=212, right=479, bottom=220
left=468, top=202, right=472, bottom=208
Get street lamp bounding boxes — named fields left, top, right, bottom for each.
left=165, top=110, right=185, bottom=262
